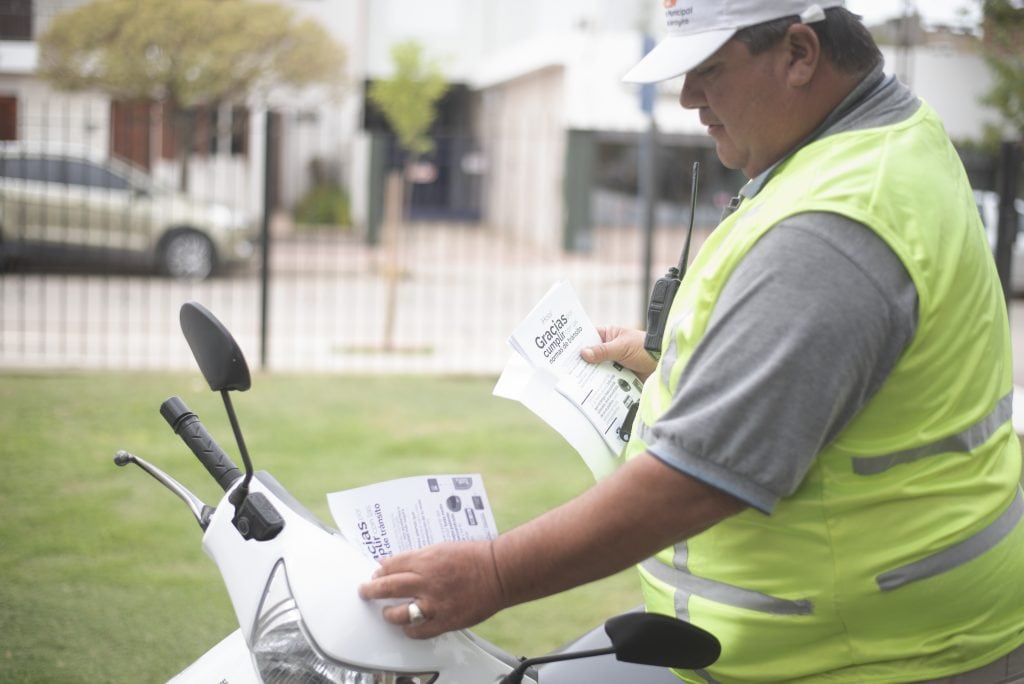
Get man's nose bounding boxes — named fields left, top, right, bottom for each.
left=680, top=74, right=703, bottom=110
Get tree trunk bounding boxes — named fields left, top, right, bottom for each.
left=381, top=170, right=405, bottom=351
left=173, top=105, right=193, bottom=193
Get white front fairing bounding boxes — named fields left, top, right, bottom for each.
left=201, top=474, right=517, bottom=681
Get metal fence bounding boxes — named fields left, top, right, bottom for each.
left=0, top=209, right=713, bottom=376
left=0, top=103, right=720, bottom=375
left=1, top=99, right=1012, bottom=376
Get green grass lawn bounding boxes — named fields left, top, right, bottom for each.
left=0, top=371, right=640, bottom=683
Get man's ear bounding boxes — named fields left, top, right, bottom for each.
left=784, top=23, right=821, bottom=87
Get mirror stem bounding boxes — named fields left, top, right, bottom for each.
left=501, top=647, right=615, bottom=684
left=221, top=389, right=254, bottom=507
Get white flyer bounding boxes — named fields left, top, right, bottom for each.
left=493, top=352, right=619, bottom=480
left=506, top=280, right=643, bottom=457
left=327, top=474, right=498, bottom=562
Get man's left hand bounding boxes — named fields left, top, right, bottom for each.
left=357, top=540, right=507, bottom=639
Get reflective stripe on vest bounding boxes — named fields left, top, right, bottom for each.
left=640, top=557, right=814, bottom=617
left=637, top=418, right=1024, bottom=597
left=852, top=392, right=1014, bottom=476
left=877, top=486, right=1024, bottom=591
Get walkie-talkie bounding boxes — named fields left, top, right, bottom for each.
left=643, top=161, right=700, bottom=355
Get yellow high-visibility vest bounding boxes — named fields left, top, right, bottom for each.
left=627, top=101, right=1024, bottom=682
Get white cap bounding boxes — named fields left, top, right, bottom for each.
left=623, top=1, right=845, bottom=84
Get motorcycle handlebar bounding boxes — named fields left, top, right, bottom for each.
left=160, top=396, right=242, bottom=491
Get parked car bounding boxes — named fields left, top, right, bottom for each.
left=0, top=142, right=255, bottom=279
left=975, top=189, right=1024, bottom=295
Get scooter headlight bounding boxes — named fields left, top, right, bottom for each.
left=250, top=560, right=438, bottom=684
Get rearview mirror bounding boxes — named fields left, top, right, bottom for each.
left=605, top=612, right=720, bottom=669
left=180, top=301, right=251, bottom=392
left=500, top=611, right=720, bottom=683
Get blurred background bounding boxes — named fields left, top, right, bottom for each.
left=1, top=0, right=1021, bottom=375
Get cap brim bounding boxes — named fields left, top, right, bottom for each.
left=622, top=28, right=736, bottom=84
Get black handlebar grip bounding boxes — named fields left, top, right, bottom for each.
left=160, top=396, right=242, bottom=491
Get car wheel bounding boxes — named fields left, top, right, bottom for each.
left=161, top=230, right=215, bottom=280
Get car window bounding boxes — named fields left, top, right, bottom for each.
left=0, top=155, right=133, bottom=190
left=64, top=159, right=132, bottom=190
left=0, top=156, right=60, bottom=182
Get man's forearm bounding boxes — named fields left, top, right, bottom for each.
left=491, top=453, right=746, bottom=608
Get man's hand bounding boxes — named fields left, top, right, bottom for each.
left=580, top=326, right=657, bottom=381
left=358, top=456, right=746, bottom=641
left=358, top=540, right=507, bottom=639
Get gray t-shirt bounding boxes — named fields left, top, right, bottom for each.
left=646, top=70, right=922, bottom=514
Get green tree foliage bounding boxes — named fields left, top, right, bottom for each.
left=980, top=0, right=1024, bottom=142
left=37, top=0, right=346, bottom=192
left=367, top=40, right=449, bottom=157
left=37, top=0, right=346, bottom=108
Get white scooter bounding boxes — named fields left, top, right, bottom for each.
left=114, top=301, right=721, bottom=683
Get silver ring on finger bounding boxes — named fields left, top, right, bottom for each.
left=407, top=600, right=427, bottom=625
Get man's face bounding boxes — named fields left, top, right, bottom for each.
left=680, top=36, right=799, bottom=178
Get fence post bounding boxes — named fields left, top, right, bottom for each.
left=995, top=140, right=1021, bottom=304
left=639, top=120, right=659, bottom=327
left=259, top=111, right=280, bottom=370
left=638, top=34, right=659, bottom=326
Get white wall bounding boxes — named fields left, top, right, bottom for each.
left=880, top=43, right=999, bottom=142
left=0, top=75, right=109, bottom=153
left=477, top=67, right=566, bottom=250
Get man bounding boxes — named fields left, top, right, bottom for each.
left=360, top=2, right=1024, bottom=680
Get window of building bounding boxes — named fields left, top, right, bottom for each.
left=110, top=100, right=152, bottom=170
left=0, top=96, right=17, bottom=140
left=230, top=105, right=249, bottom=156
left=111, top=99, right=249, bottom=168
left=0, top=0, right=33, bottom=41
left=160, top=103, right=249, bottom=159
